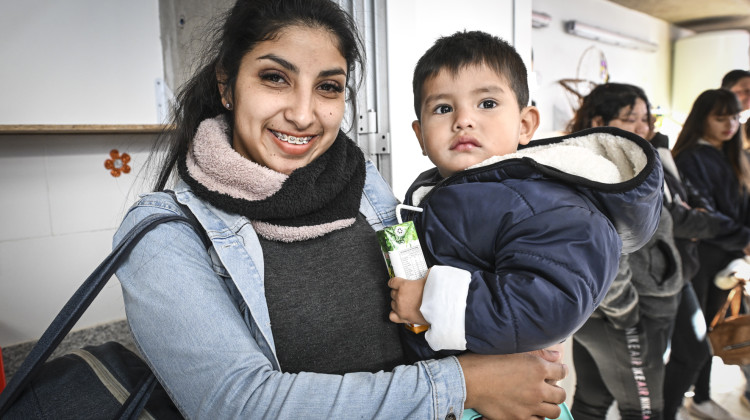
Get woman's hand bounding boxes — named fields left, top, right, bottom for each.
left=458, top=350, right=567, bottom=420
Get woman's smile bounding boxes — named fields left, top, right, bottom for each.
left=270, top=129, right=315, bottom=145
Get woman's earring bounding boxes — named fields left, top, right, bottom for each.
left=225, top=103, right=233, bottom=110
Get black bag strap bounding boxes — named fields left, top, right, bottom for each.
left=0, top=192, right=209, bottom=418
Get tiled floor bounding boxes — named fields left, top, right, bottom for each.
left=681, top=357, right=749, bottom=420
left=560, top=339, right=750, bottom=419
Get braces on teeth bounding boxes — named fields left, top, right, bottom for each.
left=272, top=130, right=312, bottom=145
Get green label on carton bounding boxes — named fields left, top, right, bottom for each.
left=377, top=221, right=428, bottom=280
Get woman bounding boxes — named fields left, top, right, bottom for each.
left=113, top=0, right=567, bottom=418
left=567, top=83, right=725, bottom=420
left=673, top=89, right=750, bottom=420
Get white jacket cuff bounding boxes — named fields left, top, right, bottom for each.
left=420, top=265, right=470, bottom=351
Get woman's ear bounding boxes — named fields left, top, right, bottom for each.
left=216, top=67, right=232, bottom=108
left=411, top=120, right=428, bottom=156
left=591, top=116, right=605, bottom=128
left=518, top=106, right=541, bottom=145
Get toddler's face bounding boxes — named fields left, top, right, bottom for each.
left=412, top=64, right=538, bottom=177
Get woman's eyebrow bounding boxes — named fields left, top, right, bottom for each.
left=319, top=68, right=347, bottom=78
left=257, top=54, right=346, bottom=79
left=258, top=54, right=298, bottom=73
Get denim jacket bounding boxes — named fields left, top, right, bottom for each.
left=113, top=161, right=466, bottom=419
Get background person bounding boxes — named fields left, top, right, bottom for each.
left=673, top=88, right=750, bottom=420
left=567, top=83, right=681, bottom=420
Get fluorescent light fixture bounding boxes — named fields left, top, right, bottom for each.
left=564, top=20, right=658, bottom=52
left=532, top=11, right=551, bottom=29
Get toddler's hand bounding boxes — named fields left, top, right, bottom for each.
left=388, top=274, right=429, bottom=326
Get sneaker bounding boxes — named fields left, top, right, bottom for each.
left=685, top=397, right=736, bottom=419
left=741, top=391, right=750, bottom=411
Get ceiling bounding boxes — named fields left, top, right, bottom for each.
left=609, top=0, right=750, bottom=33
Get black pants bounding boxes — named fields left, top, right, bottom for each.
left=662, top=283, right=711, bottom=419
left=571, top=315, right=672, bottom=420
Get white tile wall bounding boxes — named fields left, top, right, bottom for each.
left=0, top=133, right=158, bottom=347
left=0, top=138, right=52, bottom=241
left=0, top=229, right=124, bottom=346
left=44, top=134, right=154, bottom=234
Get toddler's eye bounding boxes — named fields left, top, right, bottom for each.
left=479, top=100, right=497, bottom=109
left=434, top=104, right=453, bottom=114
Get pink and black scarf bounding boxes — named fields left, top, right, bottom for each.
left=178, top=116, right=365, bottom=242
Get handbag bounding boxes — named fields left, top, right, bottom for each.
left=707, top=280, right=750, bottom=365
left=0, top=194, right=209, bottom=419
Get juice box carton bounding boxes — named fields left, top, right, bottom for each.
left=377, top=219, right=429, bottom=333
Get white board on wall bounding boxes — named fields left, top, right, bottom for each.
left=0, top=0, right=164, bottom=124
left=672, top=30, right=750, bottom=122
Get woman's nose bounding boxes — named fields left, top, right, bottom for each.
left=636, top=122, right=650, bottom=138
left=285, top=90, right=315, bottom=129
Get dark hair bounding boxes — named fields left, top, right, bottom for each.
left=151, top=0, right=364, bottom=191
left=672, top=89, right=746, bottom=186
left=411, top=30, right=529, bottom=120
left=721, top=69, right=750, bottom=89
left=567, top=83, right=651, bottom=133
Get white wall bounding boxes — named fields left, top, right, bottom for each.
left=531, top=0, right=673, bottom=138
left=0, top=132, right=157, bottom=347
left=672, top=30, right=750, bottom=122
left=0, top=0, right=164, bottom=124
left=0, top=0, right=162, bottom=348
left=386, top=0, right=520, bottom=200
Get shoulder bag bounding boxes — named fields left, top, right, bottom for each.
left=0, top=194, right=209, bottom=419
left=708, top=280, right=750, bottom=365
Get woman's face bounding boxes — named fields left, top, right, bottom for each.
left=729, top=77, right=750, bottom=111
left=223, top=25, right=348, bottom=175
left=605, top=98, right=650, bottom=138
left=703, top=112, right=740, bottom=148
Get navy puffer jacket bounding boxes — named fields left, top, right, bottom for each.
left=401, top=127, right=663, bottom=359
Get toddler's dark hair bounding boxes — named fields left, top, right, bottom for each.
left=412, top=30, right=529, bottom=120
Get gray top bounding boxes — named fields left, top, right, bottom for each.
left=261, top=214, right=404, bottom=374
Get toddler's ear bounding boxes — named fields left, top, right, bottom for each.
left=519, top=106, right=540, bottom=145
left=412, top=120, right=428, bottom=156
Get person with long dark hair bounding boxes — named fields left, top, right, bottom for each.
left=111, top=0, right=569, bottom=418
left=566, top=83, right=680, bottom=420
left=673, top=89, right=750, bottom=419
